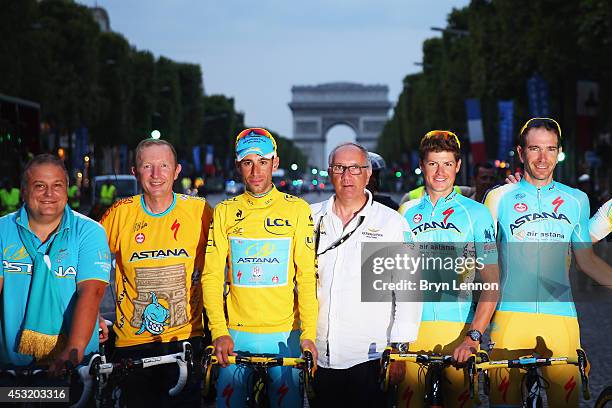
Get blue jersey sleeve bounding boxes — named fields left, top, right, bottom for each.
left=0, top=239, right=3, bottom=279
left=572, top=191, right=592, bottom=248
left=77, top=219, right=111, bottom=283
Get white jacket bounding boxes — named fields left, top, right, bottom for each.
left=310, top=190, right=422, bottom=369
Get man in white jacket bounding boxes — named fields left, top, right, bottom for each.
left=310, top=142, right=422, bottom=407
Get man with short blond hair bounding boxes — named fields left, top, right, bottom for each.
left=398, top=131, right=499, bottom=408
left=101, top=138, right=212, bottom=407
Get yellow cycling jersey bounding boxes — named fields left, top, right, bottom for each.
left=202, top=186, right=318, bottom=342
left=100, top=194, right=213, bottom=347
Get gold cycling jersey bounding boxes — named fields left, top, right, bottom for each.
left=100, top=194, right=213, bottom=347
left=202, top=186, right=318, bottom=342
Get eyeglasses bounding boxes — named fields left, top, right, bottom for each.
left=329, top=164, right=370, bottom=175
left=519, top=118, right=562, bottom=139
left=235, top=128, right=277, bottom=149
left=422, top=130, right=461, bottom=149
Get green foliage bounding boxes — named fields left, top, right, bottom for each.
left=270, top=132, right=307, bottom=171
left=0, top=1, right=213, bottom=155
left=202, top=94, right=244, bottom=169
left=378, top=0, right=612, bottom=167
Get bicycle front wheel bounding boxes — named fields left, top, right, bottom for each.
left=595, top=386, right=612, bottom=408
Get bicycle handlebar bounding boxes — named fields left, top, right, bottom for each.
left=473, top=348, right=590, bottom=401
left=0, top=368, right=47, bottom=377
left=73, top=341, right=193, bottom=408
left=380, top=347, right=463, bottom=393
left=201, top=345, right=316, bottom=399
left=0, top=366, right=83, bottom=408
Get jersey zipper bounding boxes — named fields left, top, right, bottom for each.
left=536, top=187, right=541, bottom=314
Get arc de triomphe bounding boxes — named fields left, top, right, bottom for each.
left=288, top=82, right=391, bottom=169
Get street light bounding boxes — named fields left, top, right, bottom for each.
left=151, top=130, right=161, bottom=139
left=430, top=27, right=469, bottom=37
left=290, top=163, right=298, bottom=171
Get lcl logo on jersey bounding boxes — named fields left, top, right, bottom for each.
left=264, top=218, right=293, bottom=235
left=413, top=214, right=423, bottom=223
left=135, top=233, right=146, bottom=244
left=514, top=202, right=528, bottom=212
left=266, top=218, right=291, bottom=227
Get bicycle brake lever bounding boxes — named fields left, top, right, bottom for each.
left=576, top=348, right=590, bottom=400
left=70, top=354, right=101, bottom=408
left=379, top=347, right=392, bottom=392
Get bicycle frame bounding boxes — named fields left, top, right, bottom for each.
left=474, top=348, right=590, bottom=407
left=201, top=345, right=315, bottom=406
left=380, top=347, right=462, bottom=407
left=74, top=341, right=193, bottom=408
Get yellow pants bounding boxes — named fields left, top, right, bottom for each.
left=398, top=321, right=473, bottom=408
left=488, top=311, right=582, bottom=407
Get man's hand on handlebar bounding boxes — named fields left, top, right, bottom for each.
left=300, top=339, right=318, bottom=370
left=213, top=335, right=236, bottom=367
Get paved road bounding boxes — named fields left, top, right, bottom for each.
left=99, top=191, right=612, bottom=406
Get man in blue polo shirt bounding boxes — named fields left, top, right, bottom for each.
left=0, top=154, right=111, bottom=373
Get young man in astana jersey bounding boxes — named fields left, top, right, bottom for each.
left=398, top=131, right=499, bottom=408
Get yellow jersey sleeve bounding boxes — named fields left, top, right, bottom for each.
left=293, top=201, right=317, bottom=341
left=202, top=202, right=231, bottom=341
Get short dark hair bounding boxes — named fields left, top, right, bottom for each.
left=21, top=154, right=69, bottom=191
left=419, top=131, right=461, bottom=162
left=518, top=118, right=562, bottom=148
left=134, top=138, right=178, bottom=167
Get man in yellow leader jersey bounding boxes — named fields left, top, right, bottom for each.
left=203, top=128, right=318, bottom=408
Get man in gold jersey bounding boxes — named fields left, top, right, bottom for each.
left=202, top=128, right=318, bottom=407
left=100, top=138, right=212, bottom=407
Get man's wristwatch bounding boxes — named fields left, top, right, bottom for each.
left=392, top=342, right=409, bottom=353
left=465, top=329, right=482, bottom=343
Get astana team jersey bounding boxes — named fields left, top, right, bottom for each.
left=399, top=190, right=498, bottom=323
left=202, top=186, right=317, bottom=342
left=484, top=179, right=592, bottom=317
left=0, top=205, right=111, bottom=367
left=590, top=198, right=611, bottom=241
left=100, top=194, right=212, bottom=347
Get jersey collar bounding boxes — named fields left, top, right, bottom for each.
left=423, top=188, right=458, bottom=209
left=241, top=185, right=279, bottom=209
left=16, top=204, right=72, bottom=241
left=519, top=178, right=557, bottom=195
left=140, top=193, right=177, bottom=217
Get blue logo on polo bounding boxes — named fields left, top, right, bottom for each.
left=230, top=237, right=291, bottom=287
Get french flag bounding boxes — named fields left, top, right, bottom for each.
left=465, top=99, right=486, bottom=164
